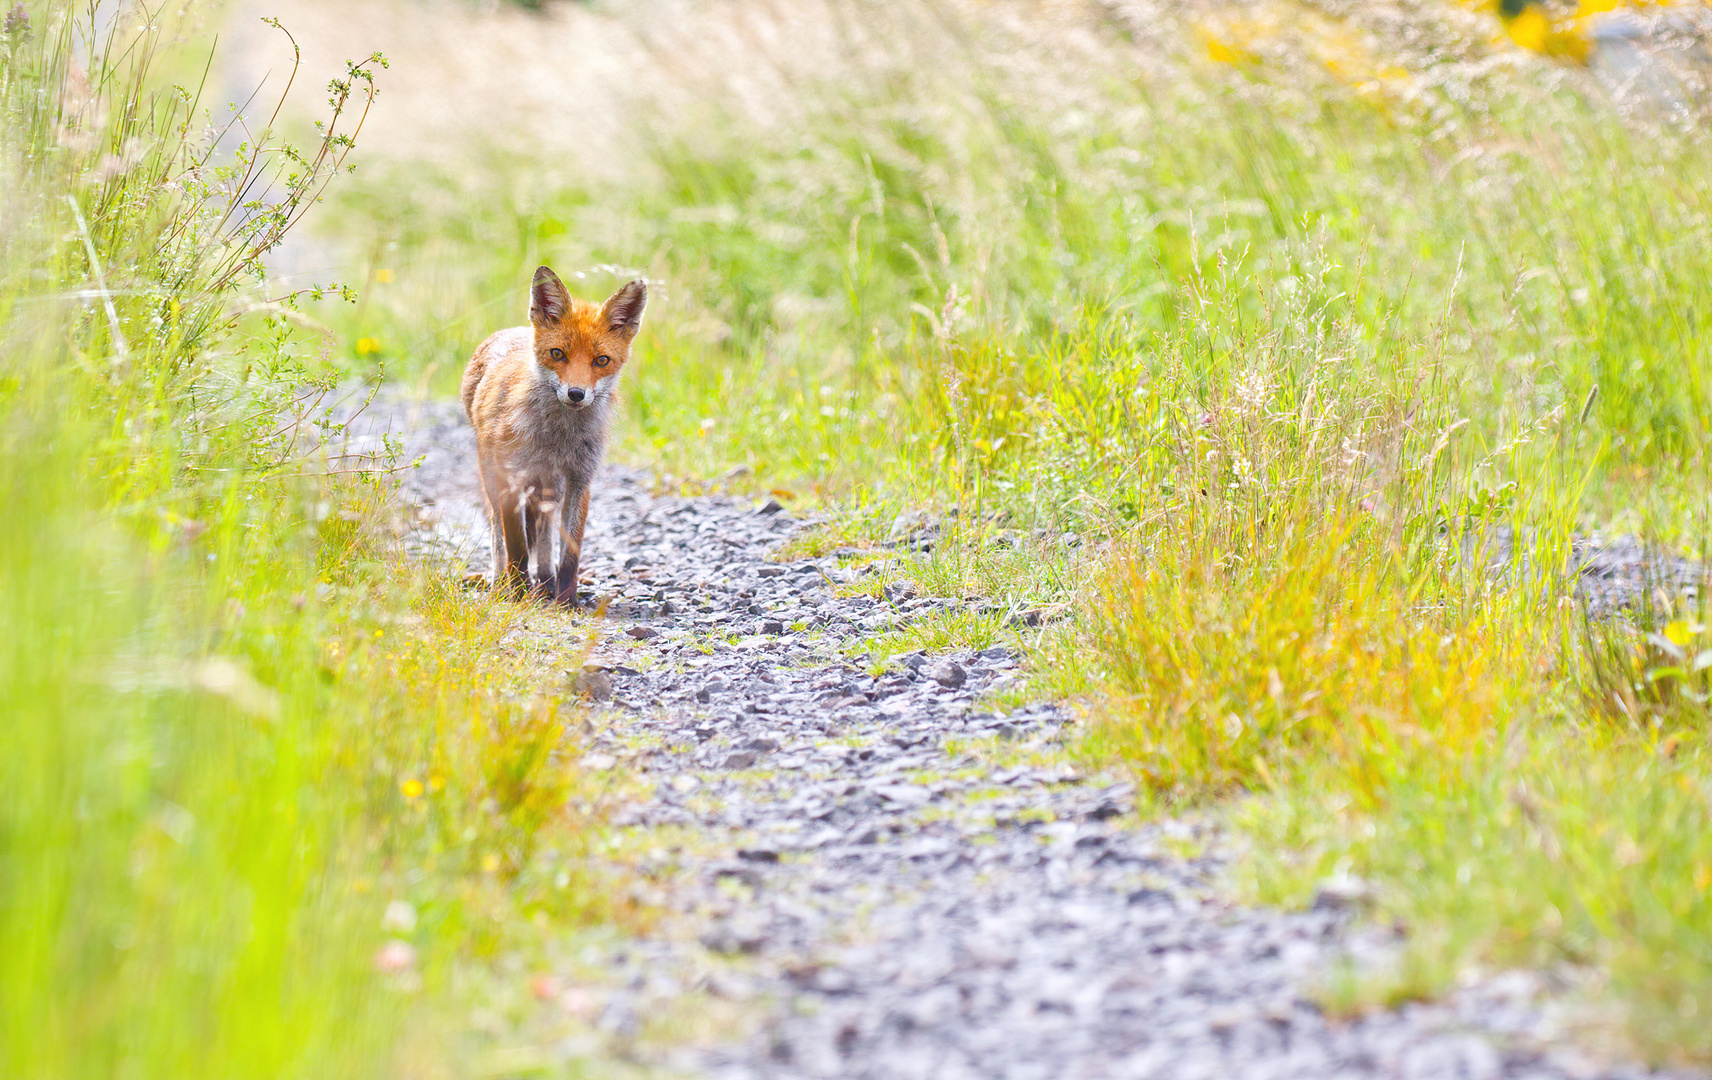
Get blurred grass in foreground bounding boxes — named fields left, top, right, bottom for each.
left=317, top=0, right=1712, bottom=1063
left=0, top=4, right=636, bottom=1077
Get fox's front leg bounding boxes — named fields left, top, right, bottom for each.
left=552, top=485, right=590, bottom=607
left=524, top=499, right=552, bottom=596
left=479, top=467, right=511, bottom=589
left=484, top=492, right=506, bottom=586
left=497, top=487, right=531, bottom=600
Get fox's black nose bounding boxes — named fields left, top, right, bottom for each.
left=566, top=387, right=586, bottom=404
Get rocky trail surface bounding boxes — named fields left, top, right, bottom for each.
left=336, top=392, right=1697, bottom=1080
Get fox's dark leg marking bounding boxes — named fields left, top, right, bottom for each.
left=552, top=484, right=590, bottom=607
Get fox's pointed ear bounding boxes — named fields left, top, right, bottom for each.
left=602, top=280, right=648, bottom=339
left=530, top=266, right=570, bottom=326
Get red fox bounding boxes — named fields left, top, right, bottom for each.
left=460, top=266, right=647, bottom=603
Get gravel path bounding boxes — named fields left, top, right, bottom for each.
left=336, top=391, right=1698, bottom=1080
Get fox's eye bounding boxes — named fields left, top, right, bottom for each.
left=594, top=354, right=611, bottom=367
left=549, top=347, right=565, bottom=361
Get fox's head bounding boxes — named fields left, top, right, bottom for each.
left=528, top=266, right=647, bottom=410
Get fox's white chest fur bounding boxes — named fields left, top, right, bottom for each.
left=498, top=377, right=611, bottom=503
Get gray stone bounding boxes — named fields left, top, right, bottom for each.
left=700, top=921, right=767, bottom=955
left=571, top=668, right=614, bottom=701
left=929, top=661, right=967, bottom=689
left=870, top=784, right=931, bottom=807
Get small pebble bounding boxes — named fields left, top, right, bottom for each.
left=572, top=669, right=614, bottom=701
left=929, top=660, right=967, bottom=689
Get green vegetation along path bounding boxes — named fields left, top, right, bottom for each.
left=340, top=392, right=1695, bottom=1080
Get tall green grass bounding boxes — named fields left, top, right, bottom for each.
left=1, top=5, right=630, bottom=1077
left=329, top=15, right=1707, bottom=520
